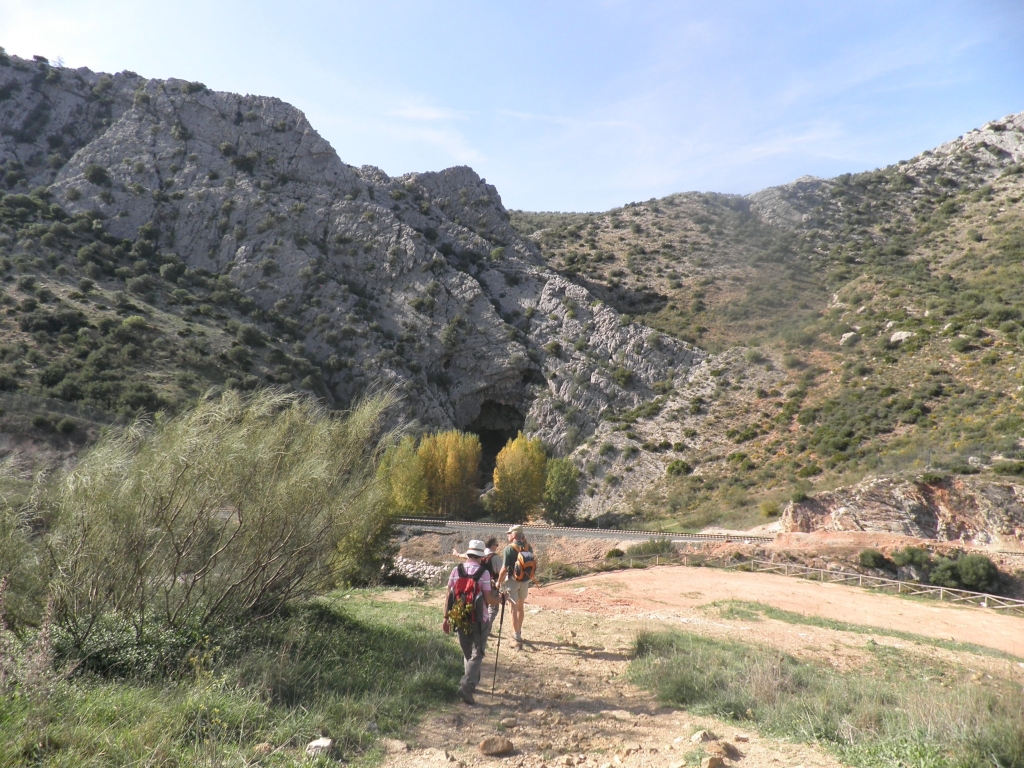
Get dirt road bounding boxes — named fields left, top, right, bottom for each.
left=532, top=565, right=1024, bottom=658
left=383, top=565, right=1024, bottom=768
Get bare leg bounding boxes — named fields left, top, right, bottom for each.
left=511, top=600, right=525, bottom=637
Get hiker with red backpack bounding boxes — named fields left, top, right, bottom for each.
left=496, top=524, right=537, bottom=648
left=443, top=539, right=500, bottom=704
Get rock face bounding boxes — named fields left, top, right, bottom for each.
left=0, top=54, right=703, bottom=511
left=782, top=476, right=1024, bottom=546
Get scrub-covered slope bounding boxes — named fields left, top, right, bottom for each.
left=0, top=51, right=699, bottom=496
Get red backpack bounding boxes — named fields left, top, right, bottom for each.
left=446, top=563, right=487, bottom=633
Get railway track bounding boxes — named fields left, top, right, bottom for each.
left=396, top=517, right=776, bottom=544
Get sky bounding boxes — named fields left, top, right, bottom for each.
left=2, top=1, right=1023, bottom=211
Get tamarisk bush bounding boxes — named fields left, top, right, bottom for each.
left=46, top=388, right=402, bottom=651
left=0, top=455, right=46, bottom=630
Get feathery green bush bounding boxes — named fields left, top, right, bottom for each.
left=46, top=389, right=402, bottom=657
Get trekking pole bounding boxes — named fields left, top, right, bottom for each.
left=491, top=596, right=506, bottom=695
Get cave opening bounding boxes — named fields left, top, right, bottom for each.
left=465, top=400, right=526, bottom=482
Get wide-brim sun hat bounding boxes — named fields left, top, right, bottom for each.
left=466, top=540, right=486, bottom=557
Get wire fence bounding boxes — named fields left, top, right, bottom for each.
left=539, top=550, right=1024, bottom=616
left=399, top=519, right=1024, bottom=615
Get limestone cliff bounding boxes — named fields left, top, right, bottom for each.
left=782, top=476, right=1024, bottom=547
left=0, top=54, right=703, bottom=511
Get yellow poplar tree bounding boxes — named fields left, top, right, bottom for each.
left=380, top=435, right=428, bottom=515
left=417, top=430, right=481, bottom=518
left=492, top=432, right=547, bottom=523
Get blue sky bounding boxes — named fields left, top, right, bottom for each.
left=3, top=1, right=1023, bottom=211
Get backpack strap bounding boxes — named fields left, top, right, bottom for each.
left=457, top=562, right=486, bottom=582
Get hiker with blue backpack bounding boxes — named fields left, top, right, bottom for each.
left=496, top=524, right=537, bottom=648
left=443, top=539, right=501, bottom=704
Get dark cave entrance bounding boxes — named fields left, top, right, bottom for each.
left=466, top=400, right=526, bottom=483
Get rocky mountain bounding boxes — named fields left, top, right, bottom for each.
left=4, top=48, right=1024, bottom=533
left=0, top=51, right=699, bottom=491
left=512, top=111, right=1024, bottom=530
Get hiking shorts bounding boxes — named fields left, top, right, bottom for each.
left=504, top=579, right=530, bottom=604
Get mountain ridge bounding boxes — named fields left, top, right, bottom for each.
left=0, top=51, right=700, bottom=497
left=3, top=48, right=1024, bottom=534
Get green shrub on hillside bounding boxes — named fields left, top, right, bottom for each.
left=46, top=389, right=401, bottom=658
left=955, top=553, right=1000, bottom=592
left=892, top=546, right=931, bottom=569
left=889, top=547, right=1001, bottom=593
left=624, top=538, right=674, bottom=557
left=544, top=457, right=580, bottom=525
left=83, top=164, right=110, bottom=186
left=0, top=457, right=46, bottom=628
left=666, top=460, right=691, bottom=476
left=858, top=548, right=889, bottom=569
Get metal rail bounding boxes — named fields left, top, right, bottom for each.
left=721, top=558, right=1024, bottom=616
left=396, top=517, right=776, bottom=544
left=467, top=549, right=1024, bottom=616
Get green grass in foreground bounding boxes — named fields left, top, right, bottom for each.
left=708, top=599, right=1023, bottom=661
left=0, top=592, right=460, bottom=767
left=629, top=630, right=1024, bottom=768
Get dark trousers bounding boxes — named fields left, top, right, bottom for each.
left=457, top=621, right=489, bottom=693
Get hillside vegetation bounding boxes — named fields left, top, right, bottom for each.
left=512, top=113, right=1024, bottom=529
left=0, top=389, right=466, bottom=764
left=0, top=50, right=697, bottom=500
left=2, top=47, right=1024, bottom=529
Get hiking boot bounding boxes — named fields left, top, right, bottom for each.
left=458, top=687, right=475, bottom=705
left=513, top=632, right=523, bottom=643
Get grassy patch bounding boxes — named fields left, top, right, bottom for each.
left=705, top=599, right=1022, bottom=661
left=0, top=592, right=461, bottom=766
left=624, top=538, right=675, bottom=557
left=629, top=630, right=1024, bottom=768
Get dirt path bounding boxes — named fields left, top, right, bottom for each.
left=382, top=566, right=1024, bottom=768
left=533, top=565, right=1024, bottom=658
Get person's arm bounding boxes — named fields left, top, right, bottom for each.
left=483, top=574, right=499, bottom=606
left=497, top=545, right=513, bottom=587
left=442, top=572, right=454, bottom=633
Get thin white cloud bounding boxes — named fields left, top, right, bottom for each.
left=497, top=109, right=637, bottom=130
left=390, top=104, right=468, bottom=121
left=382, top=123, right=486, bottom=166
